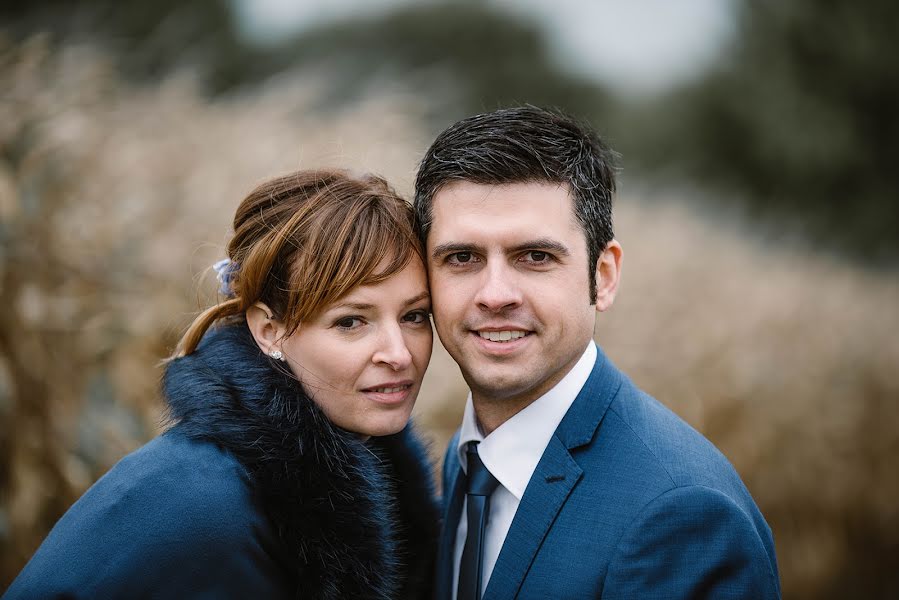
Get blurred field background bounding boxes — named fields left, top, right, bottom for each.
left=2, top=1, right=897, bottom=597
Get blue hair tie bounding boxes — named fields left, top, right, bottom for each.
left=213, top=258, right=238, bottom=297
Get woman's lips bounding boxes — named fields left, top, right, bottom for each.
left=360, top=381, right=414, bottom=405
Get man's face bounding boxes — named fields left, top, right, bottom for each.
left=427, top=180, right=599, bottom=411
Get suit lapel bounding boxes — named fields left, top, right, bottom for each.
left=483, top=435, right=583, bottom=600
left=435, top=452, right=466, bottom=600
left=482, top=347, right=623, bottom=600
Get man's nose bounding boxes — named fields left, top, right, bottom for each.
left=474, top=262, right=523, bottom=312
left=372, top=324, right=414, bottom=371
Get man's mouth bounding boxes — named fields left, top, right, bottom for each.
left=476, top=330, right=530, bottom=343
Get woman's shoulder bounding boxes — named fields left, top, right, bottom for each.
left=4, top=428, right=285, bottom=599
left=67, top=427, right=269, bottom=551
left=113, top=427, right=255, bottom=514
left=120, top=427, right=248, bottom=484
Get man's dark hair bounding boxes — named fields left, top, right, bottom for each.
left=413, top=105, right=617, bottom=303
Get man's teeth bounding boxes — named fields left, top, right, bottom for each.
left=478, top=330, right=527, bottom=342
left=372, top=386, right=407, bottom=393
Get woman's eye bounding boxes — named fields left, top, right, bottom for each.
left=403, top=310, right=430, bottom=324
left=335, top=316, right=364, bottom=330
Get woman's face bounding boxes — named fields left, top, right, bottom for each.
left=280, top=259, right=432, bottom=438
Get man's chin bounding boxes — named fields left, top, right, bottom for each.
left=467, top=371, right=540, bottom=404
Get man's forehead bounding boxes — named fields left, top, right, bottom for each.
left=427, top=180, right=583, bottom=251
left=429, top=180, right=576, bottom=228
left=432, top=179, right=571, bottom=202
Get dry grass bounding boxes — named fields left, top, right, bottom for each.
left=2, top=36, right=897, bottom=598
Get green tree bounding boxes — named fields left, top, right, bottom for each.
left=277, top=2, right=610, bottom=125
left=635, top=0, right=899, bottom=263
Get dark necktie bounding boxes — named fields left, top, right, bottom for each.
left=458, top=441, right=500, bottom=600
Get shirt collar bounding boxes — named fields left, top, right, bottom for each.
left=456, top=341, right=598, bottom=499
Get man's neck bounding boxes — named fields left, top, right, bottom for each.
left=470, top=341, right=596, bottom=436
left=471, top=393, right=537, bottom=436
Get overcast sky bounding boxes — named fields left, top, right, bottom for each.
left=231, top=0, right=737, bottom=96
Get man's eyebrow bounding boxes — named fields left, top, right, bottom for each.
left=430, top=239, right=571, bottom=258
left=430, top=242, right=484, bottom=259
left=509, top=238, right=571, bottom=256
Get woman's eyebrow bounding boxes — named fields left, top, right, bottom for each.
left=329, top=302, right=375, bottom=311
left=329, top=292, right=430, bottom=312
left=403, top=291, right=431, bottom=306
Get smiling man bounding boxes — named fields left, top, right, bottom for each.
left=414, top=106, right=781, bottom=600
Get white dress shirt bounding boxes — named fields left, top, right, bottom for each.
left=451, top=341, right=597, bottom=599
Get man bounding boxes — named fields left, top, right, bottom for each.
left=414, top=106, right=781, bottom=599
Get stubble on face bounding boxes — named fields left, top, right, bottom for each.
left=426, top=181, right=597, bottom=432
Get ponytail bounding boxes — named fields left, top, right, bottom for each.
left=168, top=297, right=242, bottom=360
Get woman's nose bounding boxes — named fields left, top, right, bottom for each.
left=372, top=325, right=413, bottom=370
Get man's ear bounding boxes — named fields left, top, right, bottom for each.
left=246, top=302, right=286, bottom=356
left=594, top=240, right=622, bottom=313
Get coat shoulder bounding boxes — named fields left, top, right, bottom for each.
left=546, top=366, right=780, bottom=597
left=99, top=428, right=263, bottom=537
left=594, top=375, right=779, bottom=579
left=604, top=483, right=782, bottom=598
left=605, top=377, right=746, bottom=493
left=5, top=429, right=285, bottom=599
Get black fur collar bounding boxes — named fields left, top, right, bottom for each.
left=163, top=321, right=438, bottom=599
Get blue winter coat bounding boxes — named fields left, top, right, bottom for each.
left=4, top=322, right=439, bottom=599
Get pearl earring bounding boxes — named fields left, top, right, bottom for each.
left=269, top=349, right=283, bottom=361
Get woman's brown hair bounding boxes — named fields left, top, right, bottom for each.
left=170, top=169, right=421, bottom=358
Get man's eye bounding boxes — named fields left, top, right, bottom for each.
left=449, top=252, right=473, bottom=264
left=523, top=251, right=549, bottom=263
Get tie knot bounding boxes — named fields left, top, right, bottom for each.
left=465, top=442, right=499, bottom=496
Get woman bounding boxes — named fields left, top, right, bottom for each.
left=5, top=170, right=439, bottom=599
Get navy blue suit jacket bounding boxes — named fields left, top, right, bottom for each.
left=436, top=347, right=781, bottom=599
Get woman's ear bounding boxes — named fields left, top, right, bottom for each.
left=594, top=240, right=623, bottom=313
left=246, top=302, right=286, bottom=357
